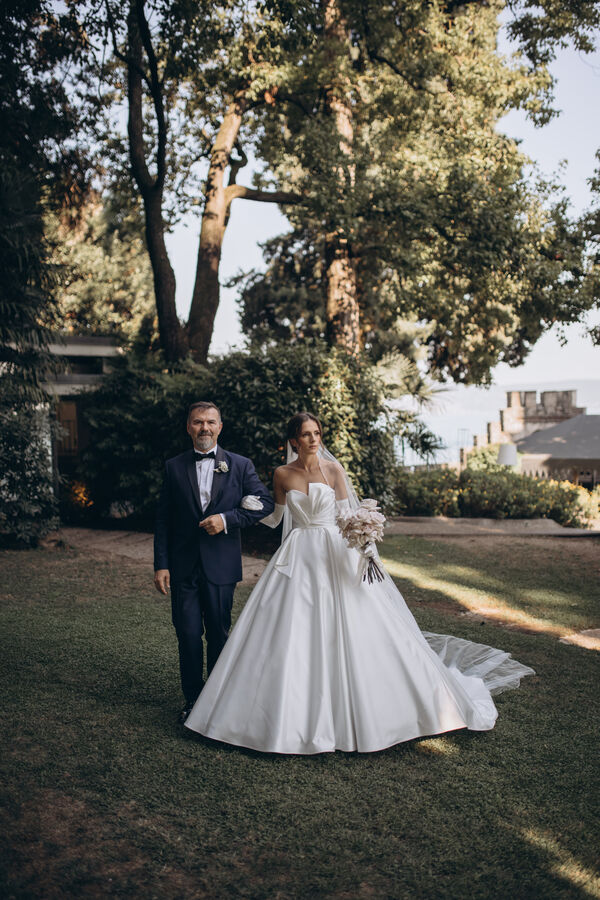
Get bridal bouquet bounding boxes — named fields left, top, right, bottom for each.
left=336, top=499, right=386, bottom=584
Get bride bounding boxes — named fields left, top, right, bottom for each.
left=184, top=412, right=534, bottom=754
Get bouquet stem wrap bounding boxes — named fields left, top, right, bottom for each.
left=358, top=543, right=385, bottom=584
left=336, top=499, right=386, bottom=585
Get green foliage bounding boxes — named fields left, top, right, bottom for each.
left=77, top=343, right=405, bottom=525
left=507, top=0, right=600, bottom=67
left=55, top=0, right=594, bottom=371
left=464, top=443, right=507, bottom=473
left=459, top=469, right=598, bottom=526
left=0, top=167, right=59, bottom=405
left=394, top=469, right=461, bottom=517
left=393, top=466, right=599, bottom=527
left=212, top=342, right=400, bottom=505
left=506, top=1, right=600, bottom=348
left=0, top=407, right=59, bottom=547
left=50, top=194, right=157, bottom=347
left=0, top=1, right=89, bottom=404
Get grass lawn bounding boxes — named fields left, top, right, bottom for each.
left=381, top=535, right=600, bottom=638
left=1, top=539, right=599, bottom=899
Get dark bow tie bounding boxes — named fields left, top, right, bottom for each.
left=194, top=451, right=216, bottom=461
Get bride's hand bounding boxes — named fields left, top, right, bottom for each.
left=240, top=495, right=263, bottom=511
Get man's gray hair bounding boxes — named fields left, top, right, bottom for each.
left=187, top=401, right=222, bottom=422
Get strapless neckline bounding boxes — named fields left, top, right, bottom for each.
left=287, top=483, right=334, bottom=499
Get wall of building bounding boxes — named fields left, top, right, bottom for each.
left=460, top=389, right=586, bottom=468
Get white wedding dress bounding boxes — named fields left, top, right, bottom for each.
left=185, top=482, right=534, bottom=753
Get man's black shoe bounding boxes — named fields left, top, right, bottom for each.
left=179, top=705, right=194, bottom=724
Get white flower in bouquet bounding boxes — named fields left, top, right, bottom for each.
left=336, top=499, right=386, bottom=584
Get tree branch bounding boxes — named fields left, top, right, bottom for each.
left=224, top=185, right=302, bottom=206
left=228, top=141, right=249, bottom=186
left=104, top=0, right=147, bottom=85
left=365, top=48, right=438, bottom=96
left=134, top=0, right=167, bottom=188
left=126, top=2, right=154, bottom=193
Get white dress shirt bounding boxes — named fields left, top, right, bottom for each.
left=195, top=444, right=227, bottom=532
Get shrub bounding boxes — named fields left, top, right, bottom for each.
left=391, top=466, right=599, bottom=528
left=458, top=469, right=598, bottom=526
left=77, top=344, right=400, bottom=527
left=0, top=406, right=59, bottom=547
left=459, top=469, right=523, bottom=519
left=393, top=468, right=460, bottom=517
left=540, top=479, right=599, bottom=528
left=464, top=443, right=507, bottom=473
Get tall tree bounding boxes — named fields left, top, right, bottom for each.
left=97, top=0, right=308, bottom=362
left=75, top=0, right=598, bottom=370
left=240, top=0, right=594, bottom=382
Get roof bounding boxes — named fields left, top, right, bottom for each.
left=516, top=414, right=600, bottom=460
left=47, top=335, right=120, bottom=357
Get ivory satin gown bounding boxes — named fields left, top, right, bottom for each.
left=185, top=482, right=534, bottom=754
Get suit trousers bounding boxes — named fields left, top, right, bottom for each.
left=171, top=555, right=236, bottom=706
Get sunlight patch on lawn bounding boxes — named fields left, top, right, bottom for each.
left=415, top=737, right=459, bottom=756
left=381, top=557, right=576, bottom=640
left=520, top=827, right=600, bottom=897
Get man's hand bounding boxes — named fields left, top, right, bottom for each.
left=199, top=514, right=225, bottom=535
left=154, top=569, right=170, bottom=595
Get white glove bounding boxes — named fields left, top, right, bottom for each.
left=240, top=495, right=264, bottom=511
left=260, top=503, right=285, bottom=528
left=336, top=498, right=350, bottom=513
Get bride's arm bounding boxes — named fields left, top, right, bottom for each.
left=327, top=461, right=348, bottom=502
left=260, top=467, right=287, bottom=528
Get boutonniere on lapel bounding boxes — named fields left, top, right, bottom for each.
left=214, top=461, right=229, bottom=474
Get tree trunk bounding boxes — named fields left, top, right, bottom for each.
left=125, top=0, right=187, bottom=363
left=143, top=191, right=185, bottom=362
left=186, top=100, right=245, bottom=363
left=323, top=0, right=361, bottom=355
left=325, top=236, right=360, bottom=352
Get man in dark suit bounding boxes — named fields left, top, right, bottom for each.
left=154, top=401, right=274, bottom=722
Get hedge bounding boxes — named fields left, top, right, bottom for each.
left=393, top=467, right=599, bottom=528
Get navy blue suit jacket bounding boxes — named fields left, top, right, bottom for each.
left=154, top=445, right=274, bottom=585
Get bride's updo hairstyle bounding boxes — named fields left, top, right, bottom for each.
left=286, top=412, right=322, bottom=451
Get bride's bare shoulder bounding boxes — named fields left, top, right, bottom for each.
left=273, top=464, right=295, bottom=484
left=321, top=459, right=345, bottom=478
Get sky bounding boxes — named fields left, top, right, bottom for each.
left=165, top=25, right=600, bottom=462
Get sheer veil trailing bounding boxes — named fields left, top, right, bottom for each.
left=282, top=440, right=535, bottom=696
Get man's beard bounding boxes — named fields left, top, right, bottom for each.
left=195, top=434, right=215, bottom=450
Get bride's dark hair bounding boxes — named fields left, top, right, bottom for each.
left=286, top=412, right=322, bottom=446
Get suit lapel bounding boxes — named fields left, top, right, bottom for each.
left=207, top=445, right=228, bottom=512
left=185, top=449, right=203, bottom=515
